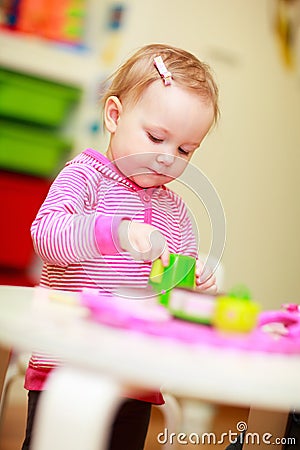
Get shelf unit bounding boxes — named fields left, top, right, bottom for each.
left=0, top=30, right=100, bottom=87
left=1, top=28, right=110, bottom=151
left=0, top=16, right=109, bottom=283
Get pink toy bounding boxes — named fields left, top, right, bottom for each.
left=259, top=308, right=300, bottom=338
left=282, top=303, right=300, bottom=313
left=80, top=289, right=170, bottom=328
left=80, top=291, right=300, bottom=355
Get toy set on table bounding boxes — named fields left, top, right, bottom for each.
left=149, top=254, right=260, bottom=333
left=45, top=253, right=300, bottom=355
left=74, top=254, right=300, bottom=355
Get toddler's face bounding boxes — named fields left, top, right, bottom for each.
left=105, top=80, right=214, bottom=188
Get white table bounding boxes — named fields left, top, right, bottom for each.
left=0, top=285, right=300, bottom=449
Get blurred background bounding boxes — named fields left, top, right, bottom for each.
left=0, top=0, right=299, bottom=310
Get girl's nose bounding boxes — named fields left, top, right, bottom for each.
left=156, top=152, right=175, bottom=166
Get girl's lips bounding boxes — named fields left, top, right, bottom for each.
left=147, top=168, right=165, bottom=176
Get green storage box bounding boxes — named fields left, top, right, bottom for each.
left=0, top=120, right=72, bottom=177
left=0, top=69, right=81, bottom=127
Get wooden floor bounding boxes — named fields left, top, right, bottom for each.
left=0, top=377, right=249, bottom=450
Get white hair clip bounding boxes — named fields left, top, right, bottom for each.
left=154, top=56, right=172, bottom=86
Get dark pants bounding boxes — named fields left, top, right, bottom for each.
left=21, top=390, right=152, bottom=450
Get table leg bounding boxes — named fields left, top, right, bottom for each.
left=0, top=345, right=11, bottom=397
left=180, top=399, right=216, bottom=435
left=31, top=367, right=123, bottom=450
left=157, top=393, right=183, bottom=450
left=156, top=398, right=215, bottom=448
left=0, top=346, right=12, bottom=424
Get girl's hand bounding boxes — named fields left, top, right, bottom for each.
left=195, top=259, right=218, bottom=294
left=118, top=220, right=170, bottom=266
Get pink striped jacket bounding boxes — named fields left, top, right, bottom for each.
left=25, top=148, right=198, bottom=403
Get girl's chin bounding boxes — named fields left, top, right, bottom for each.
left=130, top=174, right=173, bottom=188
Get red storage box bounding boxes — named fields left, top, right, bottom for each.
left=0, top=171, right=51, bottom=269
left=0, top=269, right=35, bottom=287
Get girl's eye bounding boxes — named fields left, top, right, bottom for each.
left=178, top=147, right=189, bottom=156
left=147, top=133, right=163, bottom=143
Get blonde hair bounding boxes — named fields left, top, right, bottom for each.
left=101, top=43, right=220, bottom=125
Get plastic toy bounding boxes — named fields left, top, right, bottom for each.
left=212, top=286, right=260, bottom=333
left=80, top=290, right=300, bottom=355
left=167, top=287, right=216, bottom=325
left=259, top=304, right=300, bottom=338
left=149, top=254, right=196, bottom=306
left=80, top=289, right=170, bottom=328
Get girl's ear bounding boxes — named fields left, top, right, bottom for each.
left=104, top=96, right=123, bottom=133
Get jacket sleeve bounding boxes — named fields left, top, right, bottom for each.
left=31, top=164, right=122, bottom=267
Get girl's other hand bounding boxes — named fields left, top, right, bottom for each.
left=195, top=259, right=217, bottom=294
left=118, top=220, right=170, bottom=266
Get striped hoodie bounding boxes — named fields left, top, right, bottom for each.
left=25, top=148, right=198, bottom=403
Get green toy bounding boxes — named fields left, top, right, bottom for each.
left=149, top=254, right=196, bottom=306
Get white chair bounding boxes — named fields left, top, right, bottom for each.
left=0, top=350, right=29, bottom=433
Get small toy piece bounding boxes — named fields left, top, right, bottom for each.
left=282, top=303, right=300, bottom=313
left=259, top=304, right=300, bottom=338
left=149, top=254, right=196, bottom=306
left=168, top=287, right=216, bottom=325
left=227, top=284, right=252, bottom=300
left=212, top=285, right=260, bottom=333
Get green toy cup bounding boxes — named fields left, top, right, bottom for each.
left=149, top=253, right=196, bottom=306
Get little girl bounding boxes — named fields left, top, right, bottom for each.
left=22, top=43, right=219, bottom=450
